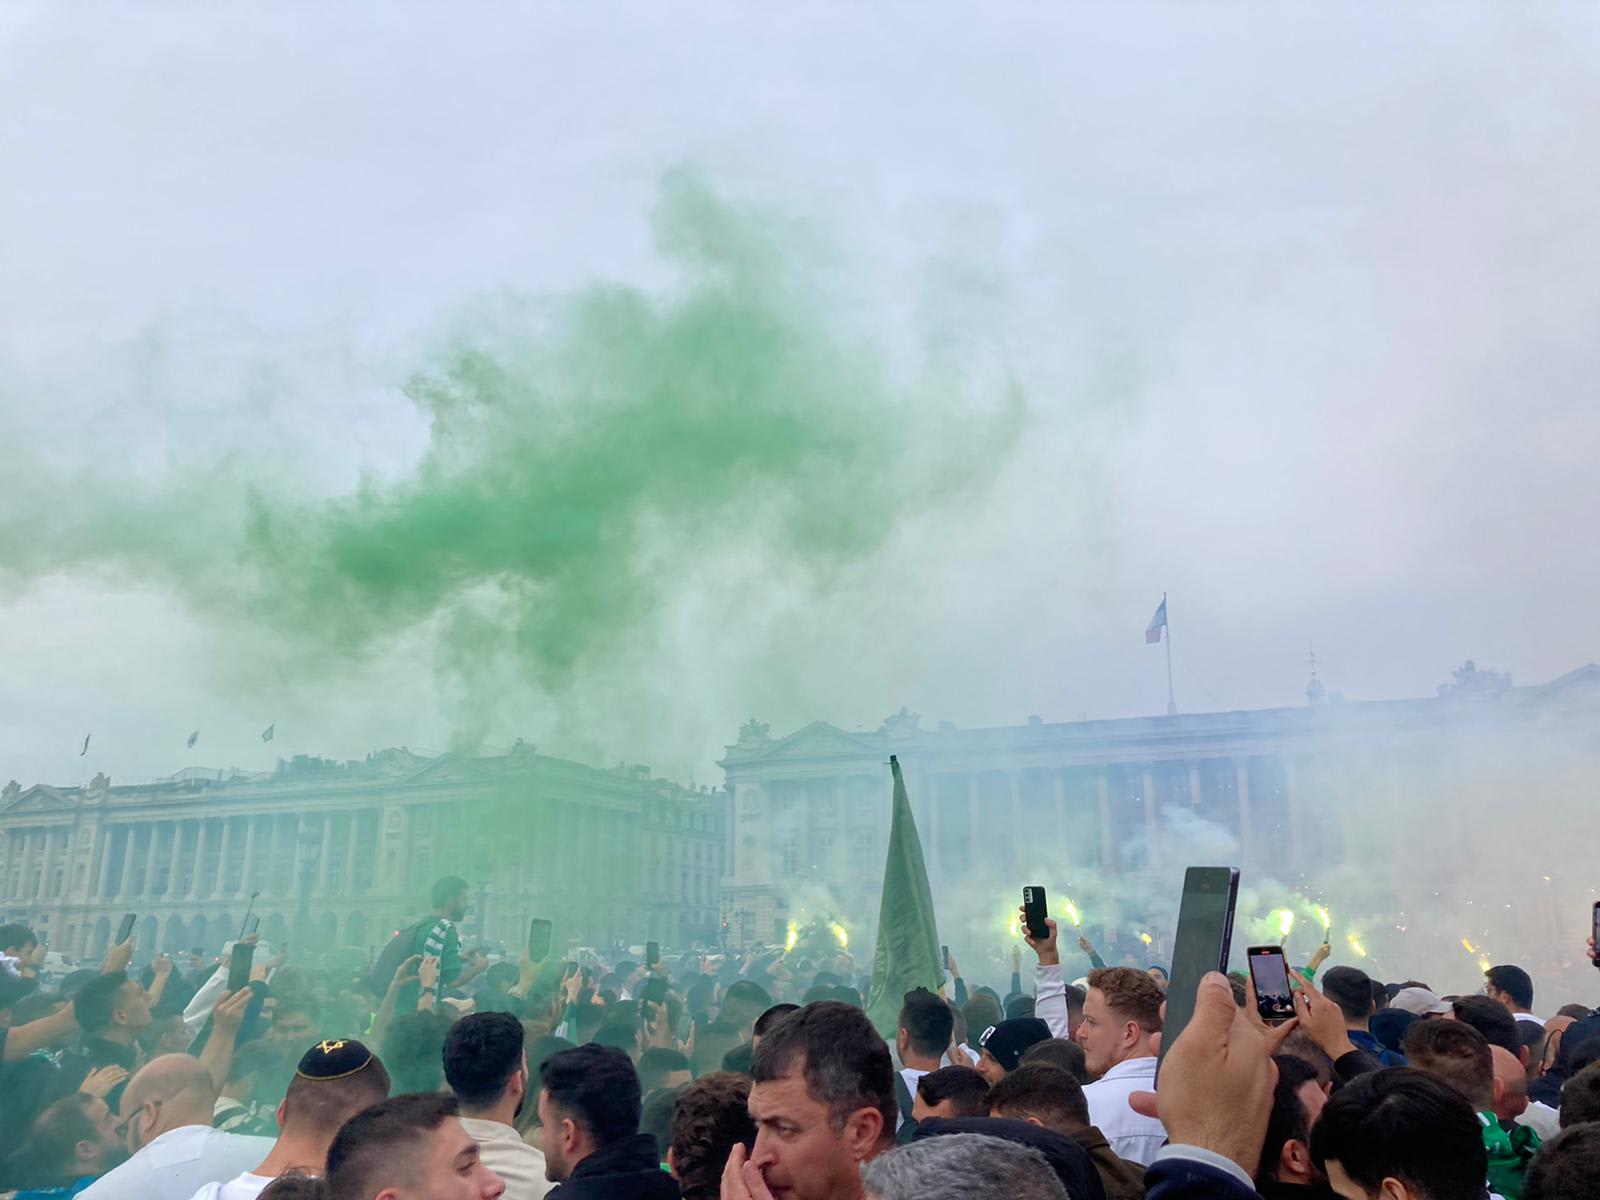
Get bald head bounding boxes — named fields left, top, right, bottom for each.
left=122, top=1054, right=218, bottom=1135
left=1491, top=1045, right=1529, bottom=1121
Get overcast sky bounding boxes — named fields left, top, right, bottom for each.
left=3, top=3, right=1599, bottom=789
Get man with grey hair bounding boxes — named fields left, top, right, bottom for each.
left=861, top=1133, right=1067, bottom=1200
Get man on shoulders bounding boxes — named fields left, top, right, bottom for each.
left=445, top=1013, right=553, bottom=1199
left=1075, top=967, right=1167, bottom=1166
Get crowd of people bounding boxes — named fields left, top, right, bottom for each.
left=0, top=874, right=1597, bottom=1200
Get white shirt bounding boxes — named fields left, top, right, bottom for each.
left=187, top=1171, right=274, bottom=1200
left=81, top=1126, right=274, bottom=1200
left=1082, top=1056, right=1166, bottom=1166
left=1034, top=963, right=1071, bottom=1039
left=894, top=1067, right=930, bottom=1130
left=1513, top=1012, right=1545, bottom=1027
left=459, top=1117, right=553, bottom=1200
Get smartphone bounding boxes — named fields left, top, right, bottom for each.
left=529, top=919, right=553, bottom=964
left=1022, top=886, right=1049, bottom=940
left=228, top=940, right=256, bottom=992
left=1592, top=901, right=1599, bottom=958
left=116, top=912, right=138, bottom=944
left=640, top=975, right=669, bottom=1006
left=941, top=944, right=951, bottom=971
left=646, top=940, right=660, bottom=968
left=243, top=914, right=260, bottom=938
left=1247, top=945, right=1295, bottom=1025
left=1158, top=867, right=1241, bottom=1074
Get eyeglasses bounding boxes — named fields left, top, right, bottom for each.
left=114, top=1099, right=160, bottom=1142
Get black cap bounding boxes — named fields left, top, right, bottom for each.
left=297, top=1038, right=375, bottom=1081
left=977, top=1017, right=1051, bottom=1072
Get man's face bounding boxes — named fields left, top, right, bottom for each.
left=748, top=1067, right=869, bottom=1200
left=975, top=1049, right=1006, bottom=1085
left=271, top=1008, right=317, bottom=1045
left=1074, top=988, right=1126, bottom=1078
left=115, top=981, right=152, bottom=1032
left=402, top=1118, right=504, bottom=1200
left=81, top=1097, right=128, bottom=1173
left=445, top=890, right=470, bottom=923
left=537, top=1089, right=571, bottom=1182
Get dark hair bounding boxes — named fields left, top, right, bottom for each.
left=72, top=973, right=136, bottom=1035
left=751, top=1001, right=894, bottom=1138
left=963, top=994, right=1003, bottom=1037
left=985, top=1063, right=1090, bottom=1131
left=640, top=1084, right=683, bottom=1164
left=431, top=875, right=469, bottom=909
left=899, top=988, right=954, bottom=1058
left=444, top=1012, right=525, bottom=1109
left=16, top=1093, right=101, bottom=1189
left=1370, top=979, right=1390, bottom=1011
left=1401, top=1017, right=1494, bottom=1109
left=1527, top=1122, right=1600, bottom=1200
left=326, top=1093, right=460, bottom=1200
left=1063, top=984, right=1086, bottom=1015
left=1018, top=1039, right=1087, bottom=1084
left=671, top=1072, right=755, bottom=1200
left=1310, top=1069, right=1487, bottom=1200
left=1555, top=1004, right=1593, bottom=1021
left=1258, top=1055, right=1322, bottom=1188
left=257, top=1172, right=326, bottom=1200
left=638, top=1046, right=692, bottom=1096
left=380, top=1010, right=456, bottom=1095
left=722, top=981, right=773, bottom=1028
left=691, top=1018, right=742, bottom=1079
left=721, top=1042, right=754, bottom=1076
left=283, top=1055, right=392, bottom=1135
left=527, top=1034, right=574, bottom=1078
left=754, top=1003, right=799, bottom=1040
left=0, top=923, right=36, bottom=952
left=914, top=1066, right=991, bottom=1117
left=540, top=1044, right=641, bottom=1147
left=1278, top=1031, right=1336, bottom=1088
left=1559, top=1060, right=1600, bottom=1128
left=1485, top=965, right=1534, bottom=1010
left=1451, top=995, right=1520, bottom=1055
left=1320, top=966, right=1374, bottom=1024
left=1004, top=994, right=1037, bottom=1020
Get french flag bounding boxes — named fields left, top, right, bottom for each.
left=1145, top=597, right=1167, bottom=644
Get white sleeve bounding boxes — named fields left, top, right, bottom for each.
left=183, top=968, right=228, bottom=1040
left=1035, top=962, right=1070, bottom=1039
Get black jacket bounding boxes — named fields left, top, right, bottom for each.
left=547, top=1134, right=679, bottom=1200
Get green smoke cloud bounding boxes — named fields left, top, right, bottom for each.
left=1, top=170, right=1026, bottom=744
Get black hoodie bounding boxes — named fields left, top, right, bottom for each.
left=547, top=1133, right=680, bottom=1200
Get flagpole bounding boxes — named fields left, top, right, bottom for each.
left=1164, top=592, right=1177, bottom=716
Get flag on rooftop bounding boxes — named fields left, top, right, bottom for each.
left=261, top=724, right=274, bottom=743
left=187, top=730, right=199, bottom=749
left=80, top=733, right=90, bottom=756
left=1145, top=597, right=1168, bottom=644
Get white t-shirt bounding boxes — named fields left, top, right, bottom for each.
left=187, top=1171, right=274, bottom=1200
left=459, top=1117, right=553, bottom=1200
left=894, top=1067, right=930, bottom=1130
left=80, top=1126, right=274, bottom=1200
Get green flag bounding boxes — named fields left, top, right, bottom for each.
left=865, top=754, right=944, bottom=1039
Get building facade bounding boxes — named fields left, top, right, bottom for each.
left=0, top=742, right=723, bottom=962
left=719, top=664, right=1600, bottom=955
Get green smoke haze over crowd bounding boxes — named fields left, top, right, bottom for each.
left=0, top=169, right=1034, bottom=755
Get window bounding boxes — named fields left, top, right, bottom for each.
left=780, top=834, right=798, bottom=876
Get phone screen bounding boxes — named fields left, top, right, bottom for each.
left=1592, top=901, right=1599, bottom=955
left=1159, top=866, right=1240, bottom=1073
left=228, top=941, right=256, bottom=992
left=646, top=940, right=660, bottom=967
left=1022, top=886, right=1049, bottom=940
left=1247, top=946, right=1295, bottom=1024
left=116, top=912, right=137, bottom=944
left=529, top=919, right=553, bottom=964
left=941, top=944, right=950, bottom=971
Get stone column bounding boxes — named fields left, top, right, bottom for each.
left=1097, top=772, right=1115, bottom=866
left=38, top=828, right=55, bottom=899
left=1235, top=759, right=1254, bottom=861
left=167, top=822, right=184, bottom=899
left=0, top=832, right=15, bottom=900
left=1142, top=768, right=1159, bottom=838
left=97, top=827, right=116, bottom=900
left=13, top=829, right=32, bottom=899
left=315, top=815, right=334, bottom=894
left=142, top=824, right=160, bottom=899
left=118, top=826, right=137, bottom=901
left=241, top=819, right=258, bottom=896
left=1188, top=762, right=1203, bottom=810
left=214, top=818, right=234, bottom=898
left=264, top=818, right=281, bottom=897
left=187, top=820, right=209, bottom=900
left=343, top=814, right=359, bottom=894
left=1284, top=758, right=1301, bottom=863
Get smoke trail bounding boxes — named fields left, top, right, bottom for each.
left=0, top=169, right=1026, bottom=744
